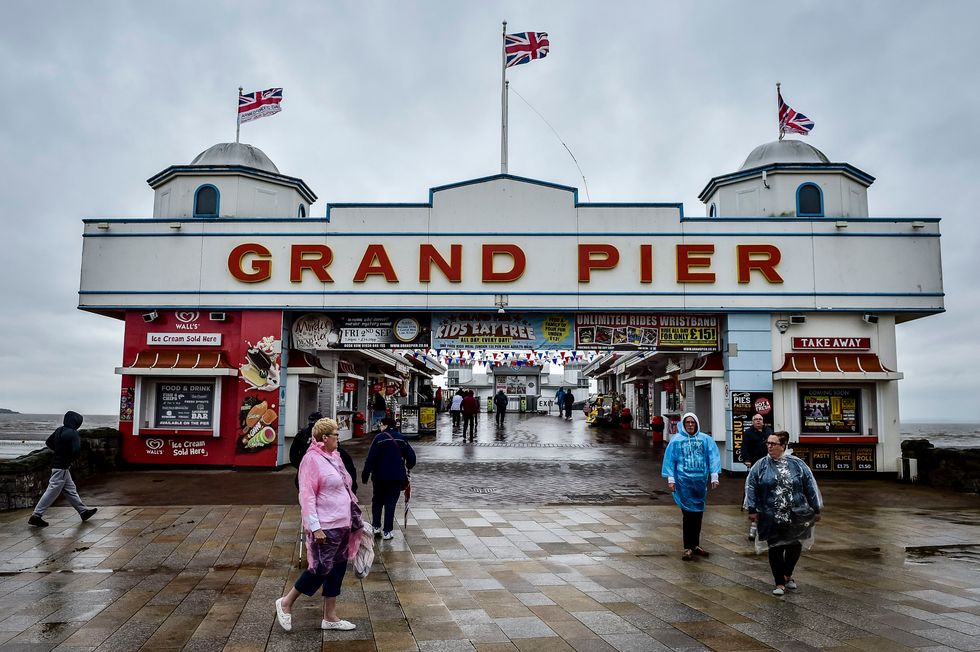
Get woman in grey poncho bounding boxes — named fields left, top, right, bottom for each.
left=745, top=430, right=823, bottom=596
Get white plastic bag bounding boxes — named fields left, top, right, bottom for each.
left=353, top=528, right=375, bottom=578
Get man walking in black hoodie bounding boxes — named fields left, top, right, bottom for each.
left=28, top=411, right=97, bottom=527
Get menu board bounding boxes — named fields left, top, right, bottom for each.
left=730, top=391, right=774, bottom=462
left=400, top=406, right=419, bottom=434
left=154, top=382, right=214, bottom=428
left=809, top=446, right=832, bottom=471
left=833, top=447, right=855, bottom=471
left=854, top=446, right=876, bottom=471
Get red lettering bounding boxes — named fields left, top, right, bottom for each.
left=737, top=244, right=783, bottom=283
left=676, top=244, right=715, bottom=283
left=640, top=244, right=653, bottom=284
left=353, top=245, right=399, bottom=283
left=419, top=244, right=462, bottom=283
left=482, top=244, right=526, bottom=282
left=228, top=243, right=272, bottom=283
left=578, top=244, right=620, bottom=283
left=290, top=244, right=333, bottom=283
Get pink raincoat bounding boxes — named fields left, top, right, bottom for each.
left=298, top=441, right=362, bottom=572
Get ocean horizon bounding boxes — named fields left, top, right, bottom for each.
left=1, top=412, right=978, bottom=448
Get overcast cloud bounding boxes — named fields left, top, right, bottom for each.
left=1, top=1, right=977, bottom=420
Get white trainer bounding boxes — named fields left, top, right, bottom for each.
left=322, top=619, right=356, bottom=631
left=373, top=526, right=382, bottom=537
left=382, top=531, right=394, bottom=540
left=785, top=579, right=798, bottom=590
left=275, top=597, right=292, bottom=632
left=772, top=586, right=785, bottom=596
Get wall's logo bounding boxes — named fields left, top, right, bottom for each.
left=175, top=311, right=200, bottom=323
left=145, top=438, right=164, bottom=450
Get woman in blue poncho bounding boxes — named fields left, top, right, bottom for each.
left=661, top=412, right=721, bottom=560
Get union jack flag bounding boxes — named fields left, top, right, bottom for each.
left=505, top=32, right=550, bottom=68
left=778, top=89, right=814, bottom=137
left=238, top=88, right=283, bottom=124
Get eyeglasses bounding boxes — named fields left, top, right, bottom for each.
left=766, top=441, right=783, bottom=447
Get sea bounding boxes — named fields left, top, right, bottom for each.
left=0, top=413, right=978, bottom=460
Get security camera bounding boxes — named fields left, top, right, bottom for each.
left=775, top=319, right=790, bottom=334
left=863, top=314, right=879, bottom=324
left=209, top=312, right=227, bottom=322
left=789, top=315, right=807, bottom=325
left=142, top=311, right=159, bottom=323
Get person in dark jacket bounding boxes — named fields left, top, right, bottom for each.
left=493, top=390, right=508, bottom=427
left=29, top=411, right=97, bottom=527
left=361, top=417, right=416, bottom=540
left=740, top=413, right=772, bottom=540
left=561, top=388, right=575, bottom=420
left=290, top=411, right=357, bottom=494
left=460, top=391, right=479, bottom=440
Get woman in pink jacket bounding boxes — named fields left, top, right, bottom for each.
left=275, top=418, right=363, bottom=632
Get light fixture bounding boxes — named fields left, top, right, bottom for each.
left=209, top=312, right=227, bottom=322
left=169, top=223, right=182, bottom=230
left=142, top=311, right=160, bottom=323
left=494, top=293, right=508, bottom=314
left=96, top=222, right=110, bottom=230
left=862, top=314, right=879, bottom=324
left=835, top=220, right=848, bottom=228
left=789, top=315, right=807, bottom=325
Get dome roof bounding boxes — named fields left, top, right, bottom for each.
left=190, top=142, right=279, bottom=174
left=740, top=140, right=829, bottom=170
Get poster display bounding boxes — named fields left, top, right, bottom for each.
left=432, top=313, right=574, bottom=349
left=730, top=391, right=774, bottom=462
left=296, top=313, right=430, bottom=349
left=575, top=313, right=720, bottom=351
left=495, top=377, right=538, bottom=396
left=154, top=382, right=214, bottom=429
left=800, top=387, right=860, bottom=434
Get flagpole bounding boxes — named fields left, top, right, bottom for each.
left=501, top=21, right=508, bottom=174
left=236, top=86, right=243, bottom=143
left=776, top=82, right=783, bottom=141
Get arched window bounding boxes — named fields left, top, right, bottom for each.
left=193, top=184, right=219, bottom=218
left=796, top=183, right=823, bottom=217
left=298, top=204, right=306, bottom=218
left=708, top=203, right=717, bottom=217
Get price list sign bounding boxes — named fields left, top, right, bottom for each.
left=154, top=382, right=214, bottom=428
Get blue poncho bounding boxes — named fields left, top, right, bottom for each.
left=661, top=412, right=721, bottom=512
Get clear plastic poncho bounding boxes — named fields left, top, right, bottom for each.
left=660, top=413, right=721, bottom=512
left=745, top=449, right=823, bottom=554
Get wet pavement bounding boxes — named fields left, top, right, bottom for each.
left=1, top=411, right=979, bottom=651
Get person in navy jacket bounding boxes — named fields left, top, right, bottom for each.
left=361, top=417, right=416, bottom=539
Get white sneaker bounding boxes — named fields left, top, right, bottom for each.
left=275, top=597, right=292, bottom=631
left=382, top=531, right=394, bottom=540
left=373, top=526, right=382, bottom=537
left=321, top=619, right=356, bottom=631
left=785, top=579, right=798, bottom=590
left=772, top=586, right=785, bottom=596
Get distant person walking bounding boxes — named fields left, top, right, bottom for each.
left=461, top=390, right=479, bottom=440
left=449, top=390, right=464, bottom=428
left=661, top=412, right=720, bottom=561
left=370, top=390, right=387, bottom=431
left=361, top=417, right=416, bottom=540
left=561, top=388, right=575, bottom=420
left=740, top=413, right=772, bottom=540
left=555, top=387, right=566, bottom=415
left=28, top=411, right=97, bottom=528
left=493, top=390, right=508, bottom=427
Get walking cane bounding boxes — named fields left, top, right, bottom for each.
left=403, top=472, right=412, bottom=529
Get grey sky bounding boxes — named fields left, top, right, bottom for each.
left=1, top=1, right=977, bottom=420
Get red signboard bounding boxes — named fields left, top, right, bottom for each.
left=792, top=337, right=870, bottom=351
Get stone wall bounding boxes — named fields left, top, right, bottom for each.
left=0, top=428, right=122, bottom=511
left=901, top=438, right=980, bottom=494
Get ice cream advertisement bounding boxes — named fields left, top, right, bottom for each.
left=238, top=396, right=278, bottom=452
left=239, top=335, right=281, bottom=390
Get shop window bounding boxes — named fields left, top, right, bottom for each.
left=298, top=203, right=306, bottom=218
left=135, top=377, right=221, bottom=436
left=799, top=387, right=861, bottom=434
left=193, top=184, right=219, bottom=218
left=796, top=183, right=823, bottom=217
